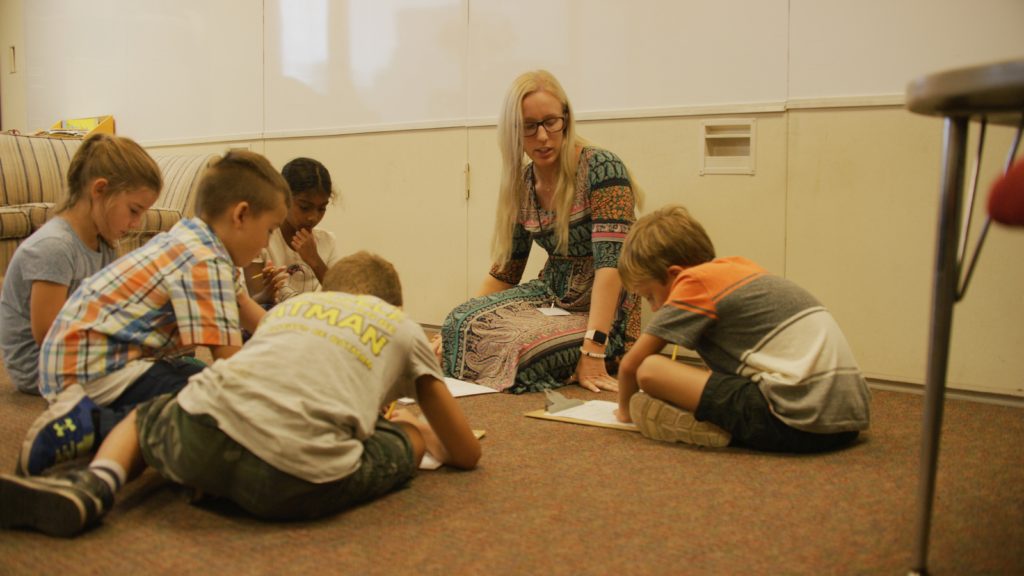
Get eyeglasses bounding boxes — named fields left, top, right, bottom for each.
left=523, top=116, right=566, bottom=137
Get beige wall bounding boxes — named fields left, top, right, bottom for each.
left=788, top=107, right=1024, bottom=395
left=264, top=131, right=470, bottom=327
left=0, top=0, right=27, bottom=131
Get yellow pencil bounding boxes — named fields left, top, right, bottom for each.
left=384, top=400, right=397, bottom=419
left=671, top=345, right=679, bottom=361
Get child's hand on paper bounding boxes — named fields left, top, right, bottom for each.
left=388, top=408, right=449, bottom=467
left=614, top=406, right=632, bottom=424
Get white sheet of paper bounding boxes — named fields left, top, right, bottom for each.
left=553, top=400, right=637, bottom=429
left=399, top=377, right=497, bottom=405
left=537, top=306, right=571, bottom=316
left=443, top=377, right=498, bottom=397
left=420, top=452, right=443, bottom=470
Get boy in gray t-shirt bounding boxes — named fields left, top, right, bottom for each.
left=0, top=252, right=481, bottom=537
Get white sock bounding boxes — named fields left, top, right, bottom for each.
left=89, top=459, right=127, bottom=493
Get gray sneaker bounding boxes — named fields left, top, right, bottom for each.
left=0, top=469, right=113, bottom=537
left=629, top=392, right=732, bottom=448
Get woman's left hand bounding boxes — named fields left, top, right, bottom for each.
left=573, top=355, right=618, bottom=392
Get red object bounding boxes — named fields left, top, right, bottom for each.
left=989, top=157, right=1024, bottom=226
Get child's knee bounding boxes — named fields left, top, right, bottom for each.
left=635, top=354, right=666, bottom=390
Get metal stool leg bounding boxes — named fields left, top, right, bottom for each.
left=911, top=116, right=968, bottom=575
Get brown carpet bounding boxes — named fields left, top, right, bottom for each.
left=0, top=356, right=1022, bottom=575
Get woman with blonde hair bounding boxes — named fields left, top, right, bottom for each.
left=437, top=70, right=642, bottom=393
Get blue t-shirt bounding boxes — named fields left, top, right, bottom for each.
left=0, top=217, right=116, bottom=394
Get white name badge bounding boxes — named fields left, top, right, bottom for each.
left=538, top=305, right=571, bottom=316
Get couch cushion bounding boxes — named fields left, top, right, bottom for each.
left=117, top=207, right=188, bottom=257
left=153, top=154, right=217, bottom=218
left=0, top=207, right=31, bottom=240
left=18, top=202, right=57, bottom=231
left=0, top=134, right=81, bottom=206
left=134, top=207, right=181, bottom=234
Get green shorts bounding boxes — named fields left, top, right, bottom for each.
left=135, top=394, right=415, bottom=521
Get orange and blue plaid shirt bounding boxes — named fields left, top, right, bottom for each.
left=39, top=218, right=243, bottom=400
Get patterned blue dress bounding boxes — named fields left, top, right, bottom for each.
left=440, top=147, right=640, bottom=393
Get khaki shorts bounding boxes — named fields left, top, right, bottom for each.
left=135, top=394, right=415, bottom=520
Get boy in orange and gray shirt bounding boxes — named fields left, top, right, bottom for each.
left=615, top=204, right=870, bottom=453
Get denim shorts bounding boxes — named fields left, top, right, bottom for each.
left=135, top=393, right=416, bottom=520
left=695, top=372, right=859, bottom=453
left=95, top=357, right=206, bottom=442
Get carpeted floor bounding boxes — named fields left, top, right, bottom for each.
left=0, top=355, right=1022, bottom=575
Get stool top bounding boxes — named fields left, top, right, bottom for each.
left=906, top=59, right=1024, bottom=125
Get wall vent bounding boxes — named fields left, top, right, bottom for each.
left=700, top=119, right=755, bottom=175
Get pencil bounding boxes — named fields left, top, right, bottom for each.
left=671, top=345, right=679, bottom=361
left=253, top=264, right=301, bottom=276
left=384, top=400, right=397, bottom=419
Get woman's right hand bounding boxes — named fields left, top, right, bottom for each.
left=573, top=354, right=619, bottom=393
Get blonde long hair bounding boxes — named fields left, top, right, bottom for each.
left=493, top=70, right=584, bottom=265
left=492, top=70, right=642, bottom=266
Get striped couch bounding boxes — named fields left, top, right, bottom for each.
left=0, top=133, right=216, bottom=277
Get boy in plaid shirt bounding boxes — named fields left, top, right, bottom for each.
left=17, top=150, right=291, bottom=476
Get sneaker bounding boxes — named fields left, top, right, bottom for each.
left=17, top=385, right=98, bottom=476
left=629, top=392, right=732, bottom=448
left=0, top=469, right=113, bottom=537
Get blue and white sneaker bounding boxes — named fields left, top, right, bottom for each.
left=0, top=469, right=113, bottom=537
left=17, top=385, right=98, bottom=476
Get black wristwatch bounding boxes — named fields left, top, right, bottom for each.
left=584, top=329, right=608, bottom=346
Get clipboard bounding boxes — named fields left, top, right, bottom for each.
left=524, top=390, right=638, bottom=432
